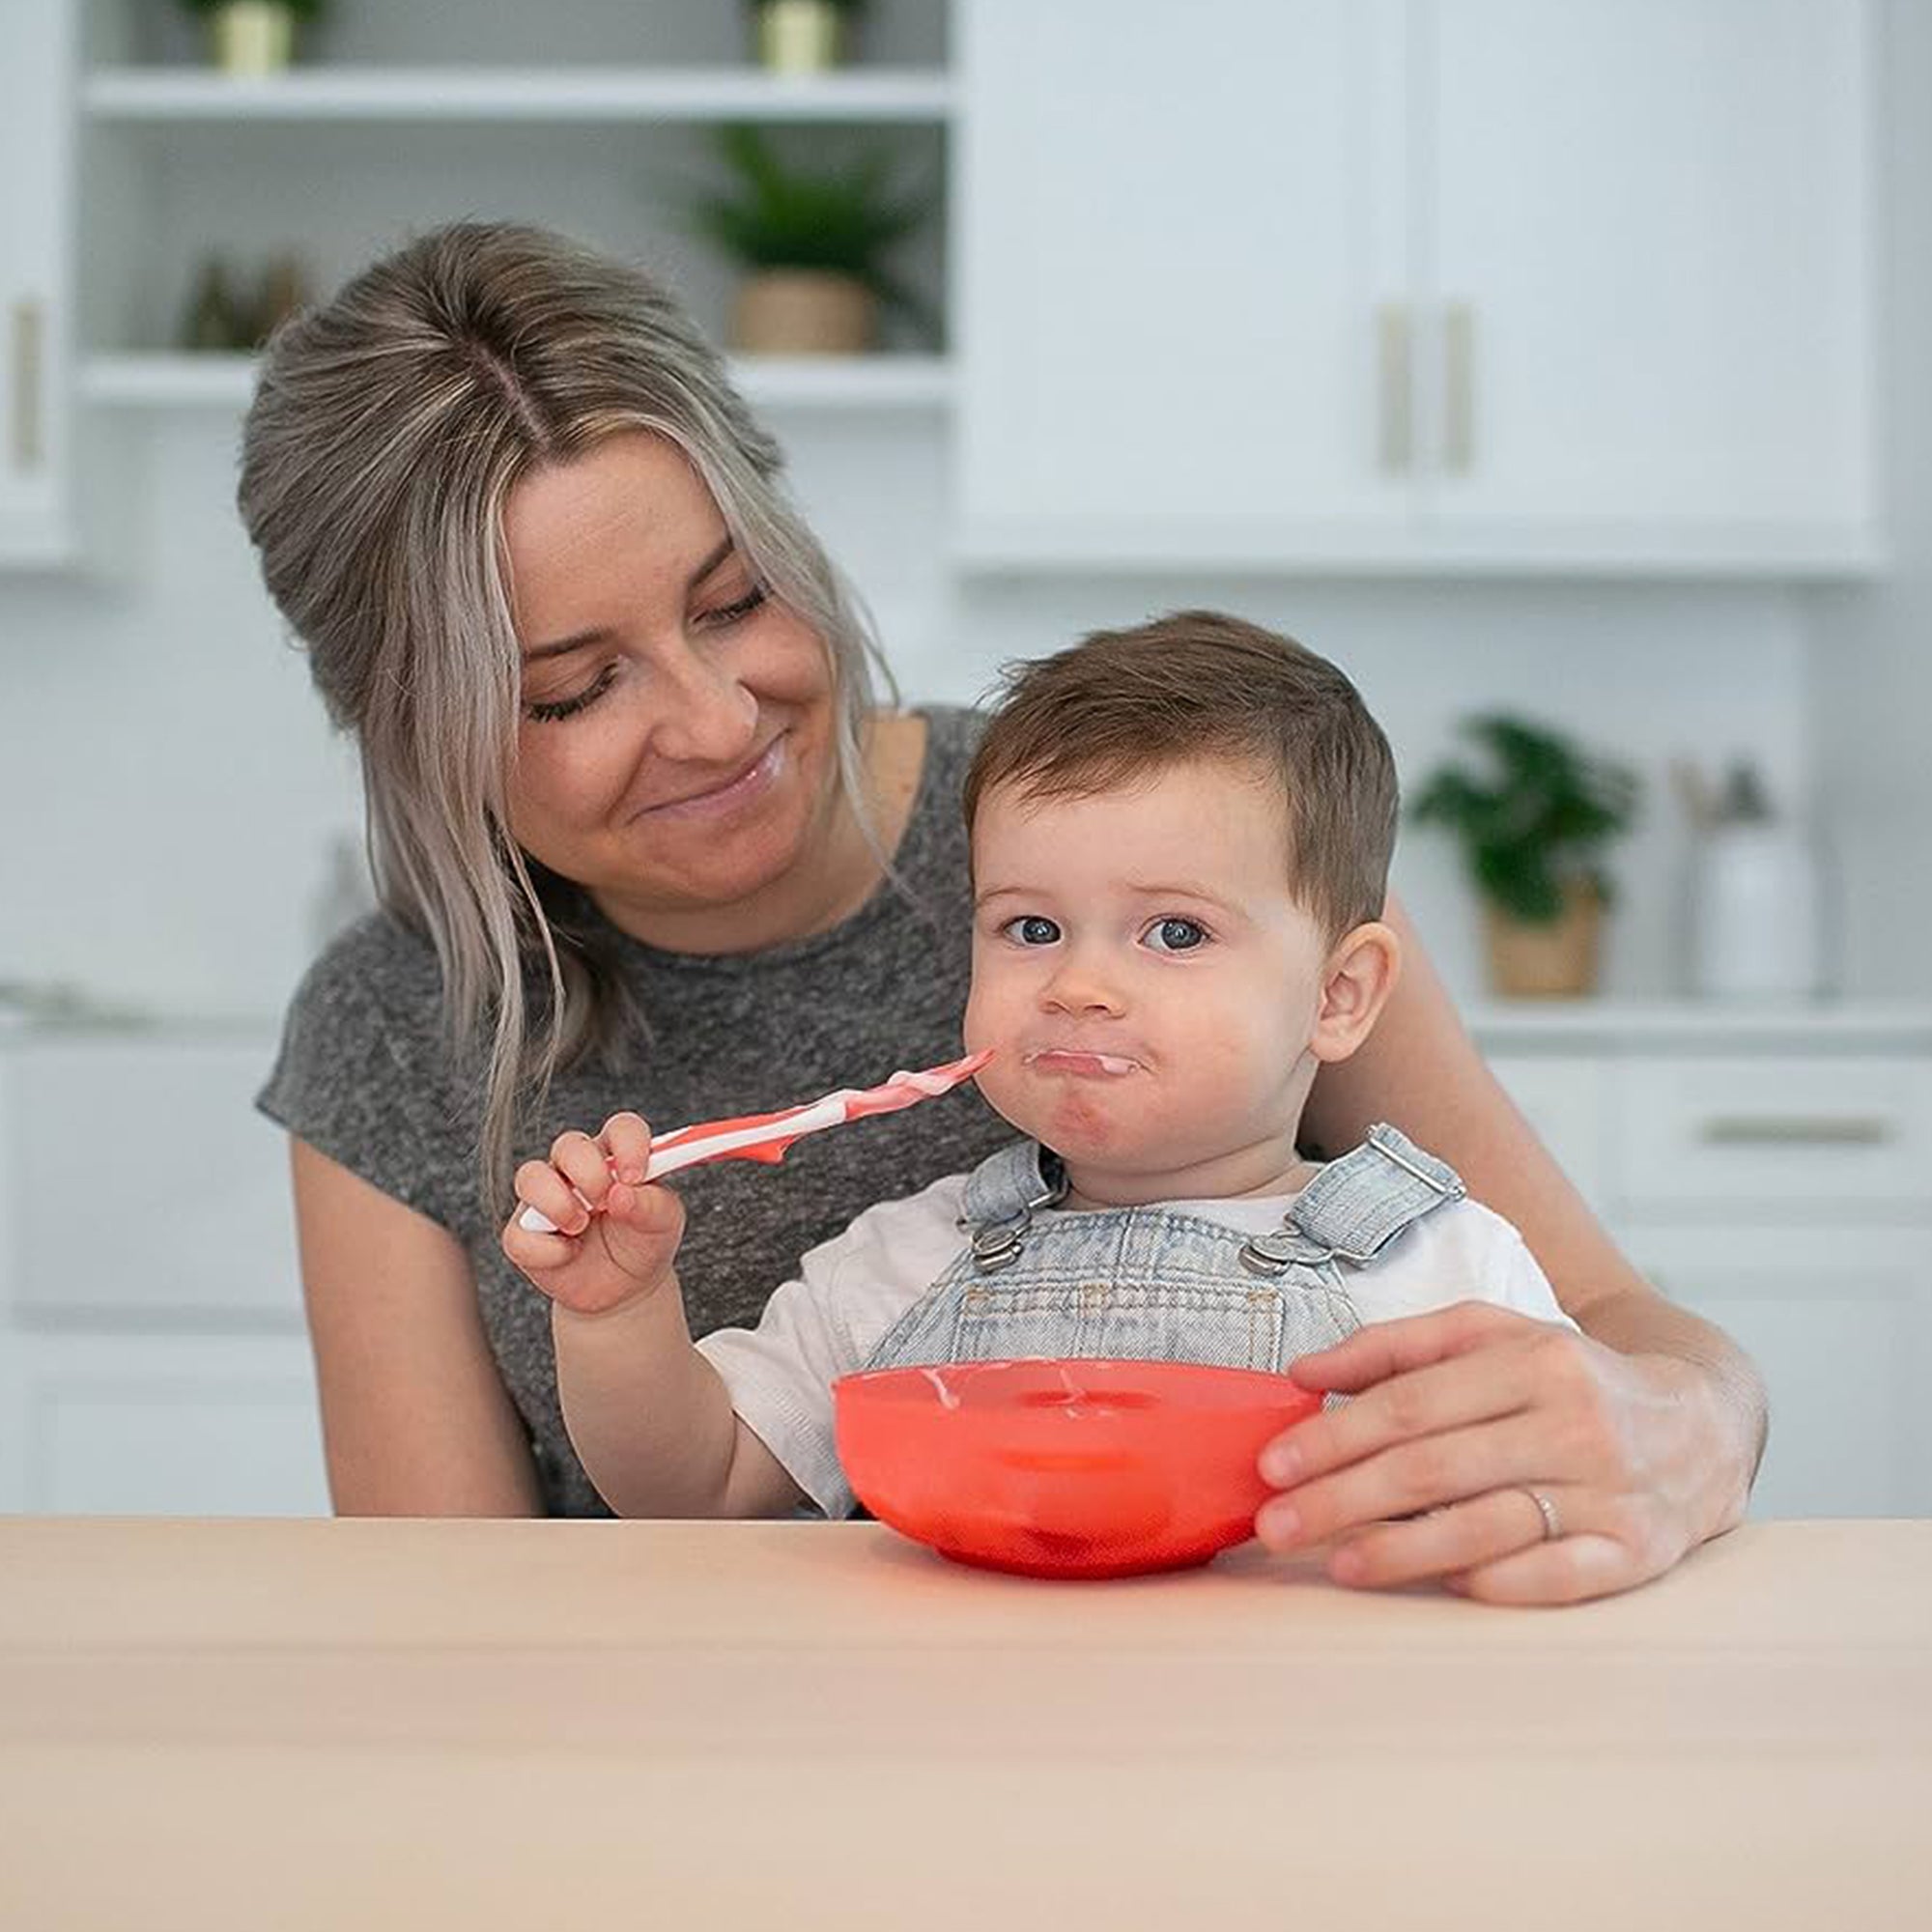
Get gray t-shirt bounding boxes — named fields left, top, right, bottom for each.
left=259, top=707, right=1009, bottom=1516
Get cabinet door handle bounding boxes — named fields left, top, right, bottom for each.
left=1698, top=1117, right=1894, bottom=1148
left=1443, top=299, right=1475, bottom=473
left=11, top=299, right=43, bottom=474
left=1376, top=302, right=1412, bottom=473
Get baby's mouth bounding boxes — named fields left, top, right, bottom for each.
left=1023, top=1048, right=1143, bottom=1078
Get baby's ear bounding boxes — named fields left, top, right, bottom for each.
left=1308, top=921, right=1402, bottom=1064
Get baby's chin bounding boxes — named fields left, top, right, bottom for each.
left=994, top=1090, right=1169, bottom=1177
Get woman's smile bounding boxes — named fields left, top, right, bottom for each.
left=634, top=731, right=787, bottom=823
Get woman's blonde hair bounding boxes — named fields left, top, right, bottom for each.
left=239, top=221, right=893, bottom=1210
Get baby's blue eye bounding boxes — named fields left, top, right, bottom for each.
left=1144, top=917, right=1207, bottom=952
left=1003, top=915, right=1062, bottom=947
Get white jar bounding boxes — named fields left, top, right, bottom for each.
left=1687, top=823, right=1825, bottom=1000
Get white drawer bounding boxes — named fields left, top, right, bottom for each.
left=1615, top=1056, right=1932, bottom=1215
left=1619, top=1222, right=1932, bottom=1518
left=0, top=1034, right=303, bottom=1323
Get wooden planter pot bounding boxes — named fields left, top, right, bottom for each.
left=1483, top=880, right=1603, bottom=999
left=731, top=270, right=876, bottom=355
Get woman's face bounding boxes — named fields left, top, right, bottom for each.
left=501, top=431, right=839, bottom=936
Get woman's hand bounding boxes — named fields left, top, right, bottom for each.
left=500, top=1112, right=686, bottom=1316
left=1254, top=1302, right=1737, bottom=1605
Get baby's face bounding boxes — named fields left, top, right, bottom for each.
left=964, top=755, right=1333, bottom=1205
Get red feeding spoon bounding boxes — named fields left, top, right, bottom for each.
left=517, top=1048, right=993, bottom=1233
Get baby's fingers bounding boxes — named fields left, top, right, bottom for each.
left=601, top=1112, right=654, bottom=1186
left=593, top=1179, right=687, bottom=1287
left=499, top=1210, right=579, bottom=1278
left=507, top=1115, right=661, bottom=1240
left=549, top=1128, right=615, bottom=1211
left=511, top=1155, right=592, bottom=1238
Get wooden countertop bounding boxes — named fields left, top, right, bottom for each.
left=3, top=1517, right=1928, bottom=1929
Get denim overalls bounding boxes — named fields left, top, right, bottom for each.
left=863, top=1122, right=1468, bottom=1377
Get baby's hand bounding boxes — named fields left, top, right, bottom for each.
left=500, top=1113, right=686, bottom=1316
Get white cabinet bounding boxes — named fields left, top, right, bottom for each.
left=0, top=1029, right=327, bottom=1517
left=956, top=0, right=1877, bottom=573
left=4, top=1035, right=307, bottom=1325
left=1485, top=1025, right=1932, bottom=1520
left=0, top=1333, right=327, bottom=1517
left=1620, top=1226, right=1932, bottom=1521
left=956, top=0, right=1410, bottom=557
left=0, top=3, right=79, bottom=564
left=1611, top=1048, right=1932, bottom=1520
left=1423, top=0, right=1873, bottom=546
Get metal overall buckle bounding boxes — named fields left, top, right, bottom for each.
left=967, top=1160, right=1069, bottom=1273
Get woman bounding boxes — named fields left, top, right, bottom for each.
left=242, top=222, right=1764, bottom=1603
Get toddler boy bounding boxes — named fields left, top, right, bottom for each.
left=503, top=611, right=1570, bottom=1519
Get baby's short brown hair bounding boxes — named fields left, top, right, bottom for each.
left=964, top=611, right=1398, bottom=938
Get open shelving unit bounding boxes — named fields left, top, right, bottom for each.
left=71, top=1, right=957, bottom=423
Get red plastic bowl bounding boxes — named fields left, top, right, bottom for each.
left=832, top=1357, right=1321, bottom=1580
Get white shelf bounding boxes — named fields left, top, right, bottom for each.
left=1464, top=1000, right=1932, bottom=1054
left=952, top=516, right=1888, bottom=582
left=83, top=67, right=955, bottom=124
left=80, top=352, right=952, bottom=412
left=80, top=354, right=258, bottom=407
left=737, top=355, right=952, bottom=410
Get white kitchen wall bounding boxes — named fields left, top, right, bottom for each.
left=0, top=399, right=1812, bottom=1021
left=0, top=416, right=361, bottom=1019
left=1808, top=0, right=1932, bottom=1000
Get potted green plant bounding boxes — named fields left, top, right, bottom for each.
left=1409, top=715, right=1640, bottom=998
left=177, top=0, right=326, bottom=75
left=689, top=126, right=934, bottom=355
left=747, top=0, right=866, bottom=74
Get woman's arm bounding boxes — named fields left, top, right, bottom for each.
left=291, top=1137, right=545, bottom=1516
left=1280, top=893, right=1769, bottom=1603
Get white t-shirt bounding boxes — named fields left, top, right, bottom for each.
left=697, top=1170, right=1575, bottom=1519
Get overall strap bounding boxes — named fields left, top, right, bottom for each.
left=1286, top=1123, right=1466, bottom=1264
left=959, top=1139, right=1069, bottom=1271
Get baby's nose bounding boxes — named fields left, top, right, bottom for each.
left=1043, top=954, right=1125, bottom=1014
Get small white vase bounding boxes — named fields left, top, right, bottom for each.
left=1688, top=823, right=1826, bottom=1000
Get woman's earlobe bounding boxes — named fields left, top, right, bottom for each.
left=1309, top=921, right=1402, bottom=1064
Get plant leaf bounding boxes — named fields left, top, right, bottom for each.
left=1407, top=711, right=1640, bottom=917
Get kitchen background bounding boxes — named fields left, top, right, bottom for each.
left=1, top=0, right=1927, bottom=1520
